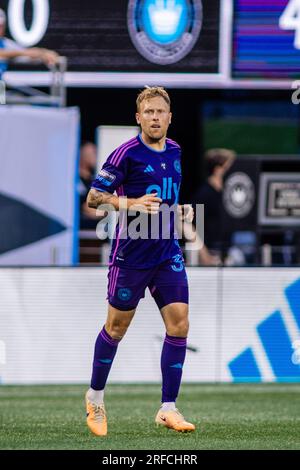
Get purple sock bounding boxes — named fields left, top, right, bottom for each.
left=91, top=326, right=120, bottom=390
left=161, top=334, right=187, bottom=403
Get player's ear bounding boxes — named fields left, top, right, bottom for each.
left=136, top=112, right=141, bottom=125
left=169, top=112, right=172, bottom=124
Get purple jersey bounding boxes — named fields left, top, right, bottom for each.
left=91, top=134, right=183, bottom=269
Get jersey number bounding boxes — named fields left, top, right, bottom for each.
left=279, top=0, right=300, bottom=49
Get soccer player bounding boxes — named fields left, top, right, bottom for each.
left=85, top=87, right=195, bottom=436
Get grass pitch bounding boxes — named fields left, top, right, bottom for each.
left=0, top=383, right=300, bottom=450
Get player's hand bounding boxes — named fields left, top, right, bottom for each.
left=129, top=193, right=162, bottom=214
left=177, top=204, right=194, bottom=222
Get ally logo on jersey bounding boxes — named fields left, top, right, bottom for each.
left=146, top=177, right=180, bottom=203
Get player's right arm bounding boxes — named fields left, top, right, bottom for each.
left=87, top=189, right=162, bottom=214
left=87, top=147, right=161, bottom=214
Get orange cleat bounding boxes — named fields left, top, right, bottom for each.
left=85, top=392, right=107, bottom=436
left=155, top=408, right=196, bottom=433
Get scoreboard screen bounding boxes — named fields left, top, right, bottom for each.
left=233, top=0, right=300, bottom=79
left=2, top=0, right=300, bottom=87
left=0, top=0, right=224, bottom=87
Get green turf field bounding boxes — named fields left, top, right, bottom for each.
left=1, top=383, right=300, bottom=450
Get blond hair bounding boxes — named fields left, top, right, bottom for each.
left=136, top=86, right=171, bottom=111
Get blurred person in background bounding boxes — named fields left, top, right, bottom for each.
left=79, top=142, right=103, bottom=230
left=192, top=148, right=236, bottom=265
left=0, top=8, right=60, bottom=78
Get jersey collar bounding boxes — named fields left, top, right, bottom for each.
left=138, top=134, right=166, bottom=153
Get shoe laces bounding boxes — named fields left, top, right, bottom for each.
left=92, top=403, right=105, bottom=422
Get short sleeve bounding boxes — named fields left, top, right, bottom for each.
left=90, top=154, right=128, bottom=194
left=4, top=38, right=24, bottom=51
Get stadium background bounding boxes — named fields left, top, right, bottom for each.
left=0, top=0, right=300, bottom=450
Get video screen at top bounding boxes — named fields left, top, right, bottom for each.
left=233, top=0, right=300, bottom=79
left=0, top=0, right=221, bottom=74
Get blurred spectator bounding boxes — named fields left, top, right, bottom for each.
left=192, top=148, right=236, bottom=265
left=0, top=8, right=60, bottom=78
left=79, top=142, right=102, bottom=230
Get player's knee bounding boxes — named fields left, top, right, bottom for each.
left=167, top=319, right=189, bottom=337
left=106, top=320, right=130, bottom=340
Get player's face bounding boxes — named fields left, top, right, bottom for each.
left=0, top=23, right=5, bottom=37
left=136, top=97, right=172, bottom=142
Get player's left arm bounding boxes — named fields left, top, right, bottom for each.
left=176, top=205, right=222, bottom=266
left=176, top=203, right=204, bottom=248
left=176, top=204, right=197, bottom=242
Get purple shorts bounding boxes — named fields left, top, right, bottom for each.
left=107, top=259, right=189, bottom=311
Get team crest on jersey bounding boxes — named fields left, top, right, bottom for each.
left=161, top=162, right=167, bottom=170
left=118, top=288, right=132, bottom=301
left=96, top=169, right=116, bottom=186
left=174, top=159, right=181, bottom=174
